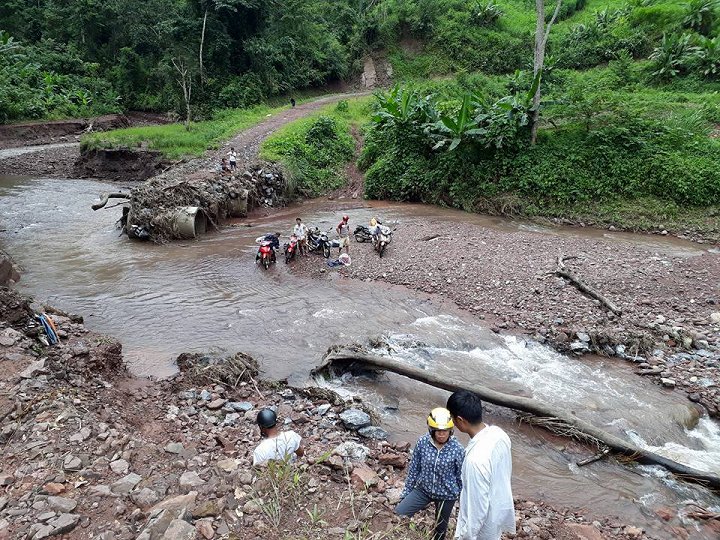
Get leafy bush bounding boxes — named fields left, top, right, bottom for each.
left=649, top=33, right=699, bottom=79
left=261, top=114, right=355, bottom=197
left=361, top=82, right=720, bottom=211
left=682, top=0, right=718, bottom=36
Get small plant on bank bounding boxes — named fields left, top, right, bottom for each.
left=649, top=33, right=699, bottom=79
left=682, top=0, right=718, bottom=36
left=470, top=0, right=503, bottom=27
left=250, top=458, right=304, bottom=530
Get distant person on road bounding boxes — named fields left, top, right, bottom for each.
left=294, top=217, right=309, bottom=256
left=336, top=214, right=350, bottom=255
left=446, top=391, right=515, bottom=540
left=396, top=407, right=464, bottom=540
left=252, top=408, right=304, bottom=466
left=290, top=97, right=296, bottom=107
left=227, top=147, right=237, bottom=170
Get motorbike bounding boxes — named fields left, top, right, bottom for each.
left=373, top=225, right=393, bottom=257
left=354, top=225, right=373, bottom=243
left=307, top=227, right=331, bottom=258
left=256, top=241, right=276, bottom=270
left=284, top=234, right=299, bottom=263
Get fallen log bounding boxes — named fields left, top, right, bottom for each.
left=555, top=256, right=622, bottom=316
left=313, top=348, right=720, bottom=491
left=92, top=192, right=129, bottom=211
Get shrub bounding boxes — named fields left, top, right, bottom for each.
left=682, top=0, right=718, bottom=36
left=470, top=0, right=504, bottom=27
left=649, top=33, right=699, bottom=79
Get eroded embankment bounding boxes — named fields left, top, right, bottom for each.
left=0, top=286, right=672, bottom=540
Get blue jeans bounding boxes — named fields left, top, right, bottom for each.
left=396, top=488, right=456, bottom=540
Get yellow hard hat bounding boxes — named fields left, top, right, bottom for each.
left=370, top=218, right=377, bottom=227
left=427, top=407, right=454, bottom=430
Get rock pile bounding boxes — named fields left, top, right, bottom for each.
left=110, top=162, right=286, bottom=242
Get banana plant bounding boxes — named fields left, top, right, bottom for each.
left=430, top=95, right=484, bottom=151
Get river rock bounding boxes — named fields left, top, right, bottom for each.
left=0, top=474, right=13, bottom=486
left=165, top=442, right=184, bottom=454
left=227, top=401, right=253, bottom=412
left=378, top=453, right=408, bottom=468
left=333, top=441, right=370, bottom=462
left=711, top=312, right=720, bottom=324
left=179, top=471, right=205, bottom=491
left=196, top=520, right=215, bottom=539
left=111, top=473, right=142, bottom=495
left=317, top=404, right=332, bottom=416
left=216, top=458, right=241, bottom=473
left=339, top=409, right=371, bottom=430
left=162, top=519, right=196, bottom=540
left=350, top=465, right=379, bottom=489
left=358, top=426, right=388, bottom=440
left=62, top=455, right=82, bottom=472
left=207, top=398, right=226, bottom=410
left=110, top=459, right=129, bottom=474
left=49, top=513, right=80, bottom=535
left=661, top=378, right=676, bottom=388
left=47, top=496, right=77, bottom=513
left=565, top=523, right=604, bottom=540
left=131, top=488, right=159, bottom=509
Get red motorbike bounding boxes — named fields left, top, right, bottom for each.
left=256, top=241, right=277, bottom=270
left=284, top=234, right=299, bottom=264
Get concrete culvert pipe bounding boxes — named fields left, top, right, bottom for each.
left=172, top=206, right=207, bottom=239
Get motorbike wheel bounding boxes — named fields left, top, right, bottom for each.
left=323, top=244, right=330, bottom=258
left=263, top=256, right=270, bottom=270
left=355, top=234, right=366, bottom=243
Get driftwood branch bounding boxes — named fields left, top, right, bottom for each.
left=577, top=448, right=611, bottom=467
left=555, top=256, right=622, bottom=316
left=92, top=193, right=129, bottom=211
left=314, top=348, right=720, bottom=491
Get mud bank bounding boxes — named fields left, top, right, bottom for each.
left=291, top=212, right=720, bottom=420
left=2, top=287, right=699, bottom=540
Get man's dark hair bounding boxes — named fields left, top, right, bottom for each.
left=447, top=390, right=484, bottom=423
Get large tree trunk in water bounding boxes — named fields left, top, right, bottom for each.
left=314, top=348, right=720, bottom=491
left=531, top=0, right=563, bottom=145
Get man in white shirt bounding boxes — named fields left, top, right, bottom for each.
left=294, top=217, right=309, bottom=256
left=252, top=408, right=304, bottom=466
left=446, top=391, right=515, bottom=540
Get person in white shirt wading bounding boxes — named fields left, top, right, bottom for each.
left=252, top=408, right=304, bottom=466
left=446, top=391, right=515, bottom=540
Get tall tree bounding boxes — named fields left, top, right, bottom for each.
left=531, top=0, right=562, bottom=145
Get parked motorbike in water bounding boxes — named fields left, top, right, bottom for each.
left=307, top=227, right=331, bottom=258
left=373, top=225, right=393, bottom=257
left=256, top=241, right=277, bottom=270
left=354, top=225, right=372, bottom=243
left=284, top=234, right=299, bottom=263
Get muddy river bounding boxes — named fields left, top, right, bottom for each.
left=1, top=174, right=719, bottom=538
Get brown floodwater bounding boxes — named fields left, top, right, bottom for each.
left=1, top=174, right=718, bottom=538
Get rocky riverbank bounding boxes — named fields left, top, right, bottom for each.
left=0, top=286, right=691, bottom=539
left=292, top=216, right=720, bottom=419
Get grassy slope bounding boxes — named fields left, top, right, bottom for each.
left=80, top=104, right=285, bottom=159
left=259, top=97, right=372, bottom=196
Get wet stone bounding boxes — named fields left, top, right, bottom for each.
left=339, top=409, right=371, bottom=430
left=358, top=426, right=388, bottom=440
left=47, top=496, right=77, bottom=513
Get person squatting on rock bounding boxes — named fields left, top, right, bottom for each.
left=396, top=407, right=464, bottom=540
left=446, top=391, right=515, bottom=540
left=252, top=408, right=305, bottom=466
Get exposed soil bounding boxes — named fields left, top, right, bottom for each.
left=0, top=113, right=173, bottom=179
left=73, top=148, right=170, bottom=183
left=2, top=286, right=704, bottom=539
left=292, top=217, right=720, bottom=419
